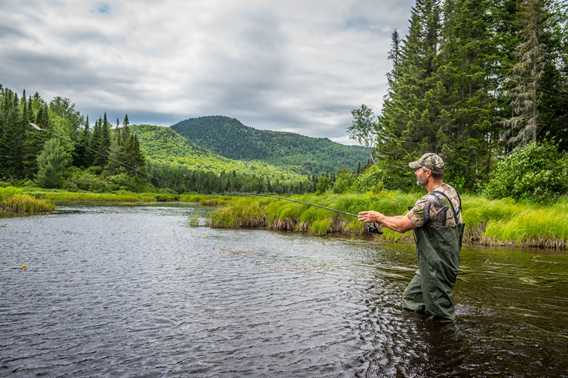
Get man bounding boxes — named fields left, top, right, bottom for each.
left=358, top=153, right=464, bottom=320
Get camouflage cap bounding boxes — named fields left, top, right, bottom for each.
left=408, top=153, right=444, bottom=174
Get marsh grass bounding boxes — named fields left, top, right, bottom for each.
left=209, top=192, right=568, bottom=249
left=0, top=194, right=55, bottom=216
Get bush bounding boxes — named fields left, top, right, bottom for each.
left=106, top=174, right=154, bottom=192
left=484, top=143, right=568, bottom=202
left=63, top=169, right=110, bottom=192
left=332, top=170, right=355, bottom=193
left=351, top=164, right=384, bottom=193
left=36, top=138, right=72, bottom=188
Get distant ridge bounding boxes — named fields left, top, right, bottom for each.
left=130, top=124, right=307, bottom=184
left=171, top=116, right=370, bottom=174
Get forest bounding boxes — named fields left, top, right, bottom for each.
left=349, top=0, right=567, bottom=201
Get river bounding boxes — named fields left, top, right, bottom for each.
left=1, top=205, right=567, bottom=377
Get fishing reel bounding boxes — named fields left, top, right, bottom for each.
left=365, top=222, right=383, bottom=235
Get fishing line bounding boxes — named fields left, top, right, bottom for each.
left=30, top=122, right=382, bottom=233
left=235, top=193, right=383, bottom=234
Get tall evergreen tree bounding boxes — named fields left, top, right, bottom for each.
left=74, top=116, right=92, bottom=167
left=377, top=0, right=442, bottom=190
left=434, top=0, right=497, bottom=189
left=502, top=0, right=547, bottom=148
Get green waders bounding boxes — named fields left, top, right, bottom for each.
left=403, top=191, right=464, bottom=321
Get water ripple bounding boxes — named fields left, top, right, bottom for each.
left=1, top=206, right=568, bottom=376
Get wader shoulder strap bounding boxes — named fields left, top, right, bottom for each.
left=431, top=190, right=462, bottom=224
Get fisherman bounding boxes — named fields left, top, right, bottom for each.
left=358, top=153, right=464, bottom=320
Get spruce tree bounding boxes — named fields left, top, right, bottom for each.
left=377, top=0, right=442, bottom=190
left=502, top=0, right=547, bottom=148
left=434, top=0, right=497, bottom=189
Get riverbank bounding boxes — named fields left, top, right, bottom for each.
left=2, top=186, right=567, bottom=250
left=0, top=186, right=231, bottom=217
left=210, top=192, right=568, bottom=250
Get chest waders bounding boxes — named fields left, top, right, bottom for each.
left=402, top=190, right=465, bottom=320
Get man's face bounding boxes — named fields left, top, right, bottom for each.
left=415, top=167, right=431, bottom=186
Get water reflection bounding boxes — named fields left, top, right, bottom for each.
left=1, top=206, right=567, bottom=376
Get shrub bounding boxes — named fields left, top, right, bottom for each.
left=36, top=138, right=72, bottom=188
left=63, top=169, right=110, bottom=192
left=332, top=170, right=355, bottom=193
left=351, top=164, right=384, bottom=193
left=106, top=173, right=152, bottom=192
left=484, top=143, right=568, bottom=202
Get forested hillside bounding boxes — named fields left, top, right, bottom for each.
left=131, top=125, right=310, bottom=193
left=171, top=116, right=370, bottom=174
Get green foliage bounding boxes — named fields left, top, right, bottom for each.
left=484, top=143, right=568, bottom=201
left=171, top=116, right=370, bottom=175
left=315, top=174, right=333, bottom=194
left=372, top=0, right=567, bottom=191
left=208, top=190, right=568, bottom=248
left=332, top=170, right=355, bottom=193
left=0, top=194, right=54, bottom=217
left=36, top=138, right=72, bottom=188
left=63, top=169, right=109, bottom=192
left=131, top=124, right=309, bottom=193
left=348, top=104, right=378, bottom=161
left=351, top=164, right=384, bottom=193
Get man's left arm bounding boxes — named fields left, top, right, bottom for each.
left=358, top=211, right=416, bottom=233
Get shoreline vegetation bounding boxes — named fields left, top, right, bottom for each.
left=0, top=186, right=230, bottom=216
left=209, top=192, right=568, bottom=250
left=2, top=186, right=567, bottom=250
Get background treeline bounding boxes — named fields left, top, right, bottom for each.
left=0, top=85, right=146, bottom=190
left=352, top=0, right=568, bottom=200
left=145, top=162, right=314, bottom=194
left=0, top=85, right=316, bottom=194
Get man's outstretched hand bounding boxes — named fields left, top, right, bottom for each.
left=358, top=211, right=385, bottom=223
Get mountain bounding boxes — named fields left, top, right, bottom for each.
left=171, top=116, right=370, bottom=174
left=130, top=124, right=307, bottom=185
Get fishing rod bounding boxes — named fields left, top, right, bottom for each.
left=238, top=193, right=383, bottom=234
left=30, top=122, right=382, bottom=233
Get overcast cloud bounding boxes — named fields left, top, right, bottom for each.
left=0, top=0, right=413, bottom=144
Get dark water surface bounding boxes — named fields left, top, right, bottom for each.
left=1, top=206, right=567, bottom=377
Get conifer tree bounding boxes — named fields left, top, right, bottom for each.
left=502, top=0, right=547, bottom=148
left=74, top=117, right=92, bottom=167
left=377, top=0, right=442, bottom=190
left=434, top=0, right=497, bottom=189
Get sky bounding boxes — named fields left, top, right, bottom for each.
left=0, top=0, right=414, bottom=145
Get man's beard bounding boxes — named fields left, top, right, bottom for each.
left=416, top=176, right=427, bottom=186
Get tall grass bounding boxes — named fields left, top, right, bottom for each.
left=0, top=194, right=55, bottom=216
left=209, top=191, right=568, bottom=249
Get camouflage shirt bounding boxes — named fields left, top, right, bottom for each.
left=406, top=183, right=463, bottom=228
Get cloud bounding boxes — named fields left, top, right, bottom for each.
left=0, top=0, right=413, bottom=144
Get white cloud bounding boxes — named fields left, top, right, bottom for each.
left=0, top=0, right=413, bottom=144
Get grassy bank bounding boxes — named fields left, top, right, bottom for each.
left=0, top=188, right=55, bottom=217
left=0, top=186, right=237, bottom=217
left=210, top=192, right=568, bottom=250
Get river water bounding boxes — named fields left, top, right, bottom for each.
left=1, top=205, right=567, bottom=377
